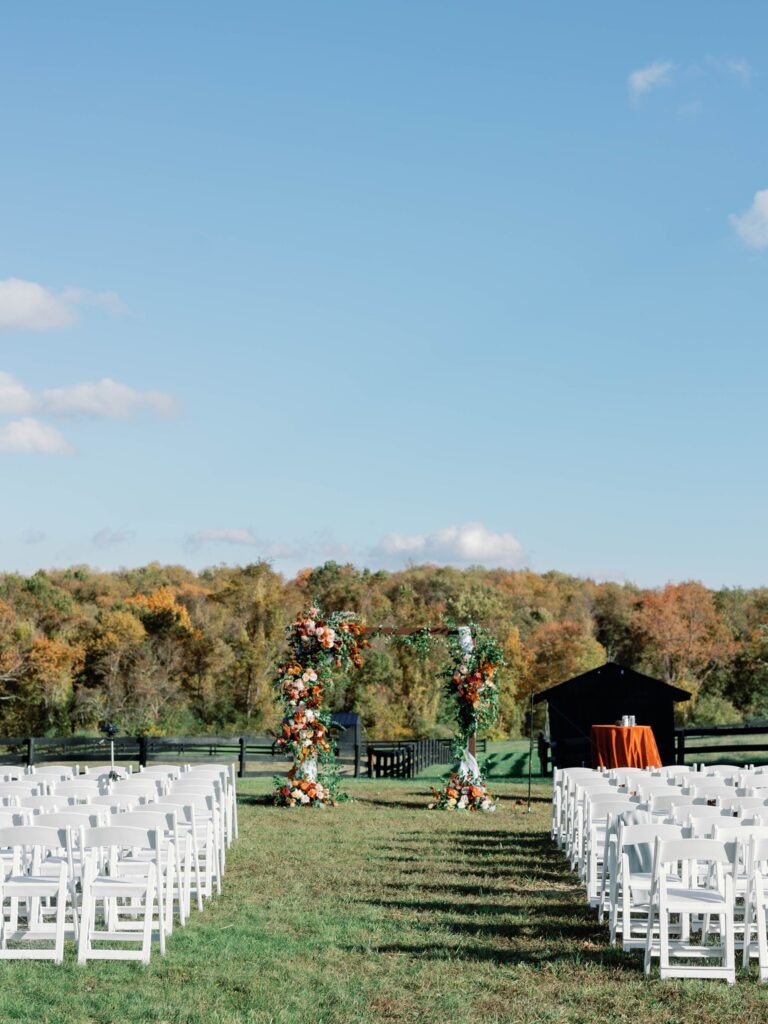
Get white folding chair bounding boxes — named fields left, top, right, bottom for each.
left=0, top=826, right=69, bottom=962
left=113, top=809, right=187, bottom=931
left=609, top=822, right=684, bottom=949
left=154, top=800, right=209, bottom=909
left=168, top=782, right=225, bottom=883
left=644, top=837, right=736, bottom=982
left=76, top=825, right=162, bottom=964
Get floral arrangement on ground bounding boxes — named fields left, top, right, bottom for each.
left=429, top=767, right=496, bottom=812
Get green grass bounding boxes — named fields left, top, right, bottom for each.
left=3, top=777, right=768, bottom=1023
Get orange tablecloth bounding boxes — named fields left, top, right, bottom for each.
left=590, top=724, right=662, bottom=769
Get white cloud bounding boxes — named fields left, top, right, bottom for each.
left=92, top=528, right=134, bottom=549
left=628, top=61, right=675, bottom=100
left=42, top=378, right=175, bottom=418
left=0, top=417, right=73, bottom=455
left=372, top=522, right=525, bottom=569
left=189, top=528, right=260, bottom=548
left=0, top=372, right=34, bottom=415
left=0, top=278, right=125, bottom=331
left=730, top=189, right=768, bottom=249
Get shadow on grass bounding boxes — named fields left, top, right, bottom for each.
left=355, top=795, right=436, bottom=811
left=355, top=940, right=636, bottom=969
left=237, top=793, right=276, bottom=807
left=352, top=822, right=635, bottom=970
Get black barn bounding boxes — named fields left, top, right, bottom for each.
left=533, top=662, right=691, bottom=769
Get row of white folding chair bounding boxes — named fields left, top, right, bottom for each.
left=182, top=764, right=238, bottom=843
left=165, top=783, right=224, bottom=892
left=583, top=796, right=638, bottom=904
left=0, top=818, right=176, bottom=963
left=606, top=814, right=768, bottom=977
left=567, top=775, right=616, bottom=869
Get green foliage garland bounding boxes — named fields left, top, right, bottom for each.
left=430, top=622, right=505, bottom=813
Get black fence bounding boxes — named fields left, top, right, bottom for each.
left=0, top=732, right=471, bottom=781
left=674, top=724, right=768, bottom=764
left=365, top=738, right=485, bottom=779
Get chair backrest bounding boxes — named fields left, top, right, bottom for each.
left=700, top=764, right=741, bottom=776
left=36, top=810, right=105, bottom=829
left=30, top=767, right=76, bottom=780
left=649, top=793, right=689, bottom=813
left=112, top=780, right=164, bottom=795
left=621, top=823, right=684, bottom=873
left=88, top=795, right=137, bottom=813
left=0, top=824, right=68, bottom=853
left=654, top=836, right=732, bottom=870
left=18, top=795, right=66, bottom=812
left=0, top=781, right=44, bottom=794
left=79, top=824, right=159, bottom=854
left=687, top=810, right=736, bottom=836
left=113, top=809, right=178, bottom=841
left=52, top=781, right=103, bottom=795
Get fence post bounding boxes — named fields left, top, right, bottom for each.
left=238, top=736, right=246, bottom=779
left=677, top=730, right=685, bottom=766
left=354, top=742, right=360, bottom=778
left=138, top=735, right=148, bottom=769
left=26, top=736, right=35, bottom=768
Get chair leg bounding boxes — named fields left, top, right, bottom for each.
left=54, top=872, right=66, bottom=965
left=644, top=904, right=655, bottom=975
left=659, top=907, right=670, bottom=976
left=142, top=868, right=155, bottom=965
left=77, top=889, right=92, bottom=964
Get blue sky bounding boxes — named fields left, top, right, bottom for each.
left=1, top=2, right=767, bottom=588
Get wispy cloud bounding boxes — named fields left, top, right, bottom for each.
left=721, top=58, right=753, bottom=85
left=0, top=278, right=125, bottom=331
left=0, top=417, right=73, bottom=455
left=628, top=61, right=675, bottom=101
left=188, top=528, right=260, bottom=549
left=186, top=528, right=351, bottom=563
left=92, top=527, right=134, bottom=549
left=42, top=378, right=175, bottom=418
left=730, top=189, right=768, bottom=249
left=371, top=522, right=525, bottom=570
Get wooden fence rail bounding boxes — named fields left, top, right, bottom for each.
left=365, top=738, right=482, bottom=779
left=0, top=733, right=476, bottom=781
left=674, top=724, right=768, bottom=764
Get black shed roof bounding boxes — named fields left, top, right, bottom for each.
left=532, top=662, right=691, bottom=705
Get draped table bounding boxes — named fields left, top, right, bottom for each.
left=590, top=724, right=662, bottom=769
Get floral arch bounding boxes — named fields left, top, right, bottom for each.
left=273, top=606, right=505, bottom=811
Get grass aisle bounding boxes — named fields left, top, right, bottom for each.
left=3, top=779, right=768, bottom=1023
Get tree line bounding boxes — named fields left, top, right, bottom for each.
left=0, top=560, right=765, bottom=739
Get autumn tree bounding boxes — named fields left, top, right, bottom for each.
left=632, top=582, right=735, bottom=688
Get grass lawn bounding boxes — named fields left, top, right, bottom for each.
left=3, top=773, right=768, bottom=1023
